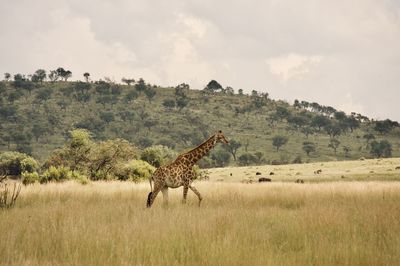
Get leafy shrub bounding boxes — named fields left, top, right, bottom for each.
left=140, top=145, right=177, bottom=168
left=69, top=171, right=89, bottom=185
left=115, top=160, right=155, bottom=182
left=0, top=151, right=38, bottom=176
left=40, top=166, right=70, bottom=183
left=22, top=171, right=40, bottom=185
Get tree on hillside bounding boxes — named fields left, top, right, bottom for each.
left=204, top=80, right=223, bottom=93
left=121, top=78, right=135, bottom=86
left=144, top=86, right=157, bottom=103
left=223, top=139, right=241, bottom=161
left=334, top=111, right=346, bottom=121
left=4, top=73, right=11, bottom=81
left=83, top=72, right=90, bottom=82
left=328, top=138, right=340, bottom=155
left=374, top=119, right=396, bottom=134
left=275, top=106, right=291, bottom=121
left=175, top=83, right=189, bottom=98
left=31, top=69, right=46, bottom=83
left=176, top=97, right=189, bottom=111
left=301, top=127, right=315, bottom=138
left=35, top=87, right=53, bottom=104
left=343, top=146, right=351, bottom=157
left=302, top=141, right=316, bottom=156
left=48, top=70, right=59, bottom=82
left=211, top=149, right=231, bottom=167
left=163, top=99, right=175, bottom=110
left=311, top=115, right=331, bottom=131
left=363, top=133, right=375, bottom=148
left=56, top=67, right=72, bottom=81
left=99, top=112, right=115, bottom=124
left=74, top=82, right=91, bottom=104
left=135, top=78, right=147, bottom=93
left=238, top=89, right=243, bottom=95
left=370, top=140, right=392, bottom=158
left=125, top=88, right=139, bottom=103
left=272, top=135, right=289, bottom=152
left=324, top=123, right=342, bottom=139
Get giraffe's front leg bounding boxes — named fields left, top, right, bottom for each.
left=182, top=185, right=189, bottom=204
left=147, top=183, right=162, bottom=208
left=189, top=185, right=203, bottom=207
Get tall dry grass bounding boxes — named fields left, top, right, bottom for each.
left=1, top=181, right=400, bottom=265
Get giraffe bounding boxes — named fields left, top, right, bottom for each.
left=146, top=130, right=229, bottom=208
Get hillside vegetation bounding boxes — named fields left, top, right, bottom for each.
left=1, top=69, right=399, bottom=169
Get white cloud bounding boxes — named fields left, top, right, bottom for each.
left=266, top=54, right=323, bottom=82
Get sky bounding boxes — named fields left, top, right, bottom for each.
left=1, top=0, right=399, bottom=121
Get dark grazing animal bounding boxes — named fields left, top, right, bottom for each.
left=269, top=172, right=274, bottom=175
left=256, top=172, right=262, bottom=175
left=295, top=179, right=304, bottom=183
left=314, top=169, right=322, bottom=174
left=259, top=177, right=271, bottom=183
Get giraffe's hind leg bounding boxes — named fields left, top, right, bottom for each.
left=182, top=185, right=189, bottom=204
left=161, top=186, right=169, bottom=206
left=189, top=185, right=203, bottom=206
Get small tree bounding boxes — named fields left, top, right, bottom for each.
left=272, top=135, right=289, bottom=152
left=370, top=140, right=392, bottom=158
left=31, top=69, right=46, bottom=83
left=363, top=133, right=375, bottom=148
left=163, top=99, right=176, bottom=110
left=122, top=78, right=135, bottom=86
left=204, top=80, right=223, bottom=93
left=328, top=138, right=340, bottom=155
left=83, top=72, right=90, bottom=82
left=4, top=73, right=11, bottom=81
left=343, top=146, right=351, bottom=157
left=302, top=141, right=316, bottom=156
left=144, top=87, right=157, bottom=103
left=223, top=139, right=241, bottom=161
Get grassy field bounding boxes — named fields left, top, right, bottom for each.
left=1, top=159, right=400, bottom=265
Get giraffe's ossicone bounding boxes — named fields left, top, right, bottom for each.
left=146, top=130, right=229, bottom=208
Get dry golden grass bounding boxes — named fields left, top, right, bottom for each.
left=1, top=177, right=400, bottom=265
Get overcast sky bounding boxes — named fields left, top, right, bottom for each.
left=1, top=0, right=399, bottom=121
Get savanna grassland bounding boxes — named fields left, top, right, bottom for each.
left=1, top=159, right=400, bottom=266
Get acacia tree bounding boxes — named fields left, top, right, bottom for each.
left=31, top=69, right=46, bottom=83
left=223, top=139, right=241, bottom=161
left=328, top=138, right=340, bottom=155
left=272, top=135, right=289, bottom=152
left=302, top=141, right=316, bottom=156
left=370, top=140, right=392, bottom=158
left=83, top=72, right=90, bottom=82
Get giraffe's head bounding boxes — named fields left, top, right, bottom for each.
left=215, top=130, right=229, bottom=144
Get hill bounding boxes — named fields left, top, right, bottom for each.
left=0, top=72, right=399, bottom=167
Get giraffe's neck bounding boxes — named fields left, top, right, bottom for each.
left=181, top=135, right=217, bottom=166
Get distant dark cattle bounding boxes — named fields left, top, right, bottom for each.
left=269, top=172, right=274, bottom=175
left=259, top=177, right=271, bottom=183
left=256, top=172, right=262, bottom=175
left=395, top=166, right=400, bottom=170
left=230, top=173, right=233, bottom=176
left=295, top=179, right=304, bottom=183
left=314, top=169, right=322, bottom=174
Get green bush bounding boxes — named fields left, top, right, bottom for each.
left=0, top=151, right=39, bottom=176
left=140, top=145, right=177, bottom=167
left=116, top=160, right=155, bottom=182
left=40, top=166, right=70, bottom=183
left=22, top=171, right=40, bottom=185
left=69, top=171, right=89, bottom=185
